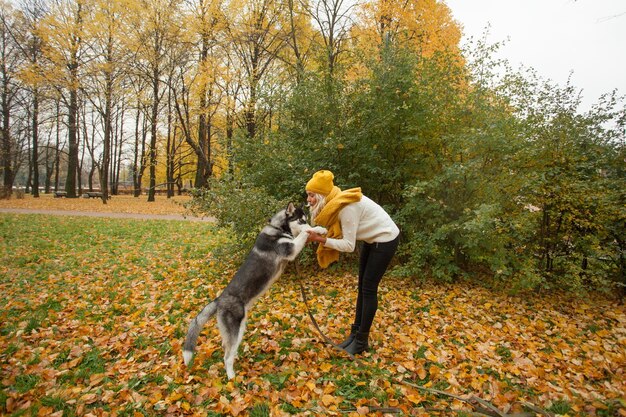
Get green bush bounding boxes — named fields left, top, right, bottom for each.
left=186, top=177, right=291, bottom=259
left=191, top=38, right=625, bottom=295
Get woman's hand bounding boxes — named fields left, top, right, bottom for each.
left=306, top=230, right=326, bottom=244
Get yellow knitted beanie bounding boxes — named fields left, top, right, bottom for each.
left=306, top=170, right=335, bottom=195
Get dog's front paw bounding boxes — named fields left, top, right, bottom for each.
left=310, top=226, right=327, bottom=235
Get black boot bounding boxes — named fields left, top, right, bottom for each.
left=337, top=324, right=359, bottom=349
left=344, top=331, right=370, bottom=355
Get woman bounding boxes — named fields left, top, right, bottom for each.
left=305, top=170, right=400, bottom=355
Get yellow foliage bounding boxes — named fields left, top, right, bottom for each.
left=352, top=0, right=462, bottom=60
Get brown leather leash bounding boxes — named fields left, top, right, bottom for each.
left=294, top=260, right=356, bottom=360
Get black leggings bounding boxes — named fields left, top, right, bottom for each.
left=353, top=236, right=399, bottom=333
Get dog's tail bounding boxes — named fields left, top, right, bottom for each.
left=182, top=300, right=218, bottom=366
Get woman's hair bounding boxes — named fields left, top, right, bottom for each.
left=308, top=192, right=327, bottom=224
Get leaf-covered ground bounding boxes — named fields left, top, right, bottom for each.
left=1, top=213, right=625, bottom=417
left=0, top=194, right=191, bottom=216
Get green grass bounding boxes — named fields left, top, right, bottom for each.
left=548, top=399, right=572, bottom=415
left=495, top=344, right=513, bottom=362
left=264, top=373, right=290, bottom=390
left=249, top=402, right=270, bottom=417
left=14, top=374, right=40, bottom=393
left=40, top=396, right=75, bottom=416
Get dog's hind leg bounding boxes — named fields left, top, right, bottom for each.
left=183, top=301, right=217, bottom=366
left=217, top=306, right=246, bottom=380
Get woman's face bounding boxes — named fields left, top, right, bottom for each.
left=306, top=191, right=318, bottom=207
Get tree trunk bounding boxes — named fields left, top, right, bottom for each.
left=83, top=104, right=93, bottom=192
left=194, top=33, right=212, bottom=188
left=132, top=103, right=147, bottom=197
left=226, top=99, right=235, bottom=176
left=113, top=98, right=125, bottom=195
left=101, top=39, right=112, bottom=204
left=1, top=73, right=12, bottom=199
left=194, top=112, right=209, bottom=188
left=78, top=104, right=84, bottom=196
left=148, top=67, right=159, bottom=202
left=166, top=86, right=174, bottom=198
left=245, top=84, right=257, bottom=139
left=32, top=89, right=39, bottom=197
left=108, top=119, right=113, bottom=194
left=44, top=145, right=52, bottom=193
left=66, top=86, right=79, bottom=198
left=54, top=101, right=60, bottom=191
left=25, top=134, right=31, bottom=194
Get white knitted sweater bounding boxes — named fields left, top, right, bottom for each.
left=323, top=195, right=399, bottom=253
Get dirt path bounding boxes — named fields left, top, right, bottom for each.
left=0, top=208, right=215, bottom=222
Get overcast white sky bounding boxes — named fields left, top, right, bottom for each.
left=445, top=0, right=626, bottom=112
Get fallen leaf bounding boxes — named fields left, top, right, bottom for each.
left=321, top=394, right=336, bottom=407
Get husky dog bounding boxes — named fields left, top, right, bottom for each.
left=182, top=203, right=326, bottom=379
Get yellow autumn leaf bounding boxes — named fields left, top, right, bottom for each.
left=66, top=357, right=82, bottom=369
left=167, top=392, right=183, bottom=403
left=320, top=363, right=333, bottom=372
left=148, top=390, right=163, bottom=405
left=321, top=394, right=336, bottom=406
left=37, top=407, right=55, bottom=416
left=407, top=394, right=423, bottom=404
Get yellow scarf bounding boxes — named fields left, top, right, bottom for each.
left=314, top=186, right=363, bottom=268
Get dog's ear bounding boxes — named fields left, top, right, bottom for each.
left=286, top=202, right=296, bottom=215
